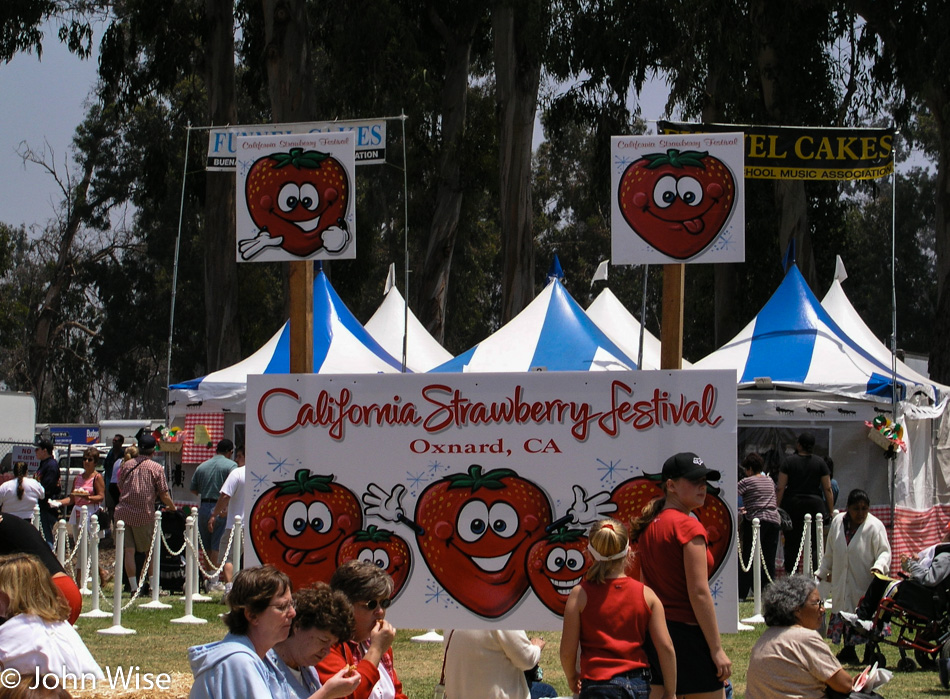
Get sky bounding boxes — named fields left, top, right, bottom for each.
left=0, top=30, right=101, bottom=231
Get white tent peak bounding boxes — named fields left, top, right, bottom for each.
left=364, top=277, right=453, bottom=373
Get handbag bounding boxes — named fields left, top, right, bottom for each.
left=778, top=508, right=794, bottom=531
left=434, top=630, right=453, bottom=699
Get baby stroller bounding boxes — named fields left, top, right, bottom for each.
left=158, top=508, right=188, bottom=593
left=851, top=575, right=950, bottom=672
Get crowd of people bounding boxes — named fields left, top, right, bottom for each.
left=5, top=434, right=950, bottom=699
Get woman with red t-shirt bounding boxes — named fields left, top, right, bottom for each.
left=631, top=453, right=731, bottom=699
left=560, top=518, right=675, bottom=699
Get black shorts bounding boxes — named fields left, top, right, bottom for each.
left=646, top=619, right=723, bottom=695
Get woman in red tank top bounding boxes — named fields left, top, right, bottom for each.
left=559, top=519, right=676, bottom=699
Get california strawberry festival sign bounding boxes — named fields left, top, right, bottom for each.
left=236, top=133, right=357, bottom=262
left=658, top=121, right=895, bottom=181
left=245, top=370, right=739, bottom=631
left=208, top=119, right=385, bottom=171
left=611, top=133, right=745, bottom=265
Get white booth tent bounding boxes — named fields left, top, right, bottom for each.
left=586, top=287, right=692, bottom=370
left=694, top=263, right=948, bottom=558
left=429, top=276, right=639, bottom=372
left=168, top=268, right=404, bottom=419
left=363, top=272, right=453, bottom=373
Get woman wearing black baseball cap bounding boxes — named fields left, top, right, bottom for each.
left=630, top=452, right=730, bottom=699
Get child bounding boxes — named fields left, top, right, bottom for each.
left=559, top=519, right=676, bottom=699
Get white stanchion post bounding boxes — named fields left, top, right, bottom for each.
left=81, top=517, right=110, bottom=618
left=232, top=515, right=243, bottom=577
left=803, top=514, right=814, bottom=577
left=171, top=516, right=206, bottom=625
left=191, top=511, right=212, bottom=602
left=815, top=512, right=824, bottom=566
left=741, top=518, right=765, bottom=625
left=78, top=506, right=90, bottom=595
left=141, top=510, right=171, bottom=609
left=98, top=521, right=136, bottom=635
left=55, top=520, right=67, bottom=566
left=32, top=504, right=42, bottom=533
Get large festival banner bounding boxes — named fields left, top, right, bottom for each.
left=658, top=121, right=894, bottom=181
left=235, top=133, right=356, bottom=262
left=245, top=371, right=738, bottom=631
left=611, top=133, right=745, bottom=265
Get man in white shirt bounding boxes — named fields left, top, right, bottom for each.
left=209, top=445, right=246, bottom=587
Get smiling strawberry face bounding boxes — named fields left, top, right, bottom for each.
left=245, top=148, right=350, bottom=257
left=249, top=469, right=362, bottom=589
left=527, top=527, right=590, bottom=616
left=337, top=525, right=412, bottom=599
left=618, top=149, right=736, bottom=259
left=414, top=464, right=552, bottom=618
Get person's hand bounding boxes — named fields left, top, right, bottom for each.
left=368, top=619, right=396, bottom=654
left=529, top=636, right=546, bottom=650
left=712, top=648, right=732, bottom=681
left=320, top=666, right=362, bottom=699
left=207, top=517, right=217, bottom=533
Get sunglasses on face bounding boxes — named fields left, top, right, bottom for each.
left=359, top=598, right=392, bottom=610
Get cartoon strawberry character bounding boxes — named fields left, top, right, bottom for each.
left=618, top=149, right=736, bottom=259
left=527, top=526, right=590, bottom=616
left=609, top=474, right=733, bottom=582
left=413, top=464, right=553, bottom=618
left=239, top=147, right=350, bottom=259
left=337, top=525, right=412, bottom=599
left=249, top=469, right=362, bottom=589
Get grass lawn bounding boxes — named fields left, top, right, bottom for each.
left=74, top=594, right=947, bottom=697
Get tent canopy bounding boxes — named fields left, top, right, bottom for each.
left=820, top=278, right=946, bottom=401
left=694, top=264, right=938, bottom=403
left=586, top=287, right=691, bottom=370
left=430, top=277, right=638, bottom=372
left=363, top=280, right=453, bottom=373
left=169, top=269, right=403, bottom=416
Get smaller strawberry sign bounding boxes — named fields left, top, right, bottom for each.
left=611, top=133, right=744, bottom=264
left=236, top=132, right=356, bottom=262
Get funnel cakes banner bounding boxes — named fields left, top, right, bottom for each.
left=246, top=370, right=738, bottom=631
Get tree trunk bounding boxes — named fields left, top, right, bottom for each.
left=752, top=0, right=816, bottom=288
left=418, top=6, right=480, bottom=343
left=492, top=2, right=544, bottom=322
left=927, top=90, right=950, bottom=384
left=262, top=0, right=316, bottom=370
left=203, top=0, right=241, bottom=372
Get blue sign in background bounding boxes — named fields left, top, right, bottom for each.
left=49, top=425, right=100, bottom=445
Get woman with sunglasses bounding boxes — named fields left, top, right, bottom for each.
left=317, top=560, right=407, bottom=699
left=189, top=565, right=302, bottom=698
left=56, top=447, right=106, bottom=543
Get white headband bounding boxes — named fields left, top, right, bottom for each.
left=587, top=545, right=629, bottom=562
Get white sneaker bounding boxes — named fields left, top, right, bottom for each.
left=841, top=611, right=873, bottom=632
left=206, top=581, right=226, bottom=593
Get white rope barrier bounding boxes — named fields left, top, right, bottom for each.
left=171, top=516, right=207, bottom=625
left=97, top=521, right=136, bottom=635
left=141, top=510, right=172, bottom=610
left=81, top=517, right=111, bottom=619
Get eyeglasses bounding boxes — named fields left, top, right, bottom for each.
left=805, top=599, right=824, bottom=608
left=83, top=457, right=95, bottom=462
left=269, top=601, right=295, bottom=614
left=359, top=598, right=392, bottom=611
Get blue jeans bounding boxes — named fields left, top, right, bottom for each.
left=197, top=502, right=225, bottom=556
left=579, top=670, right=650, bottom=699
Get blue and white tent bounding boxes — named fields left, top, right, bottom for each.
left=429, top=277, right=638, bottom=373
left=694, top=263, right=938, bottom=403
left=168, top=269, right=404, bottom=416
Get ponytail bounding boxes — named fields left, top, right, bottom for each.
left=628, top=496, right=665, bottom=543
left=14, top=462, right=27, bottom=500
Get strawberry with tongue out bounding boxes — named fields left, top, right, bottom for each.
left=618, top=148, right=736, bottom=260
left=249, top=469, right=363, bottom=589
